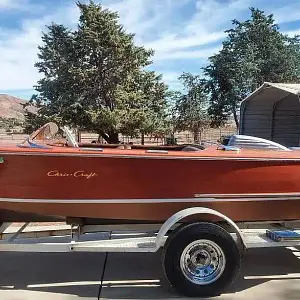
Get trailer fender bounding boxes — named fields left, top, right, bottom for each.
left=156, top=207, right=246, bottom=249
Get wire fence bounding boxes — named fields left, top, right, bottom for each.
left=80, top=126, right=237, bottom=145
left=0, top=126, right=237, bottom=146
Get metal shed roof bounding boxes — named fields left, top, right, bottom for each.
left=266, top=82, right=300, bottom=95
left=242, top=82, right=300, bottom=104
left=239, top=82, right=300, bottom=147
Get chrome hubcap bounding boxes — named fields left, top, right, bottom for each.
left=180, top=239, right=226, bottom=285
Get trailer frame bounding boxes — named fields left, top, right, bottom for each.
left=1, top=207, right=300, bottom=252
left=2, top=207, right=300, bottom=297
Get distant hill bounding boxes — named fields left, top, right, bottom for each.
left=0, top=94, right=37, bottom=133
left=0, top=94, right=37, bottom=120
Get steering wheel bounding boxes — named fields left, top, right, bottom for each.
left=63, top=126, right=79, bottom=147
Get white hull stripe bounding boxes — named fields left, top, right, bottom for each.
left=195, top=192, right=300, bottom=198
left=1, top=151, right=300, bottom=162
left=1, top=195, right=300, bottom=204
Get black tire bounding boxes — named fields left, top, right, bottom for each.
left=162, top=222, right=241, bottom=297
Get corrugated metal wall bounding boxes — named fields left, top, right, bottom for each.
left=273, top=95, right=300, bottom=147
left=240, top=88, right=300, bottom=147
left=241, top=88, right=288, bottom=139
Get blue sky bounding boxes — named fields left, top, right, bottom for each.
left=1, top=0, right=300, bottom=100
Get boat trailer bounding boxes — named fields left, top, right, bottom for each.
left=1, top=207, right=300, bottom=297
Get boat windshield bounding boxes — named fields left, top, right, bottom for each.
left=18, top=122, right=69, bottom=149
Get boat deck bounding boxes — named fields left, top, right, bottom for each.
left=2, top=142, right=300, bottom=160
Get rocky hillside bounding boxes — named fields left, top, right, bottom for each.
left=0, top=94, right=37, bottom=120
left=0, top=94, right=37, bottom=132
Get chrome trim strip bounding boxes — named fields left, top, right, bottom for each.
left=195, top=192, right=300, bottom=198
left=1, top=195, right=300, bottom=204
left=0, top=151, right=300, bottom=162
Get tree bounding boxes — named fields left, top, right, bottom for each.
left=172, top=73, right=210, bottom=143
left=203, top=7, right=300, bottom=129
left=23, top=111, right=52, bottom=134
left=27, top=1, right=169, bottom=143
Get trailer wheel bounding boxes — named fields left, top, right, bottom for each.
left=162, top=222, right=241, bottom=297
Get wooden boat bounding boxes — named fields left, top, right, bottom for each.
left=1, top=122, right=300, bottom=224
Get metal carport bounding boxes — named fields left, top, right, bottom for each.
left=239, top=82, right=300, bottom=147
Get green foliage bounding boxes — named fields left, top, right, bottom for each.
left=0, top=117, right=23, bottom=132
left=171, top=73, right=210, bottom=143
left=27, top=0, right=169, bottom=143
left=23, top=111, right=52, bottom=134
left=203, top=7, right=300, bottom=128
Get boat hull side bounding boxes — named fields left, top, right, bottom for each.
left=0, top=198, right=299, bottom=223
left=1, top=151, right=300, bottom=222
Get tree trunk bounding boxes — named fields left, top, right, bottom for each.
left=232, top=107, right=239, bottom=131
left=76, top=129, right=81, bottom=143
left=107, top=132, right=119, bottom=144
left=98, top=131, right=119, bottom=144
left=141, top=133, right=145, bottom=145
left=193, top=130, right=199, bottom=144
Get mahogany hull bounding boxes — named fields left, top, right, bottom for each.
left=1, top=200, right=300, bottom=223
left=1, top=147, right=300, bottom=222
